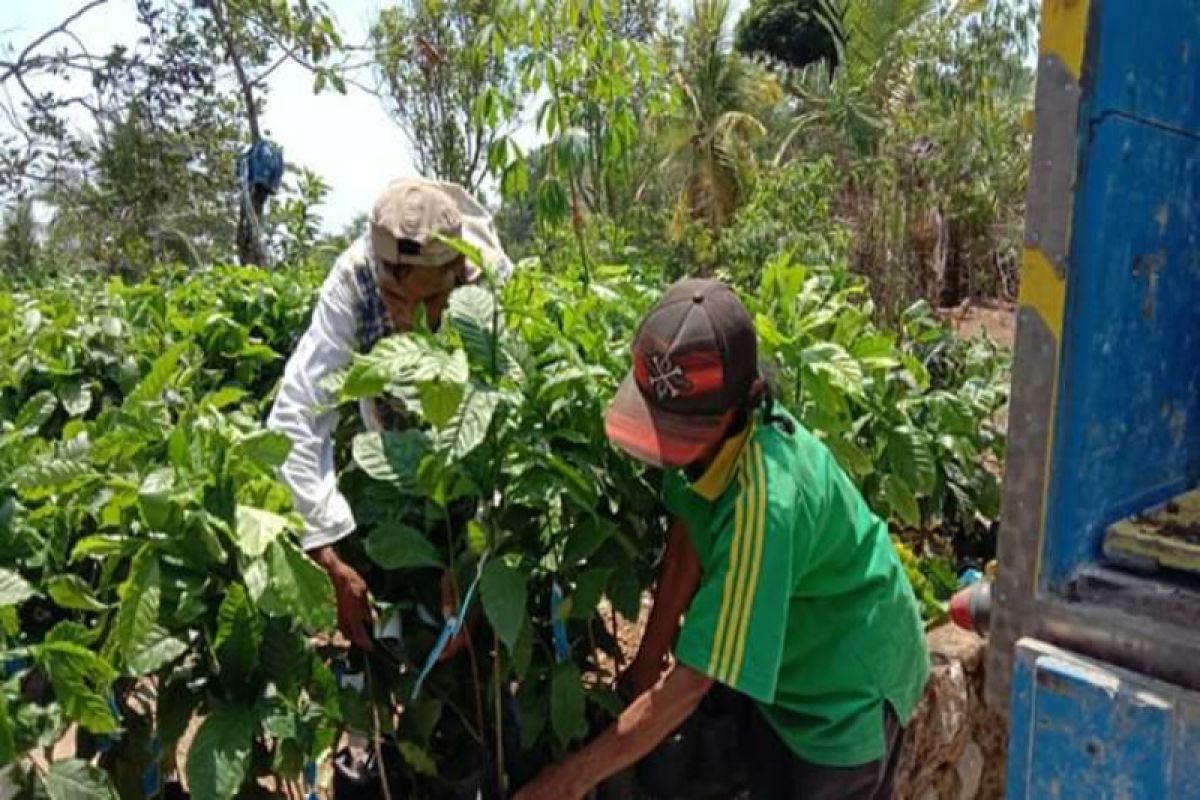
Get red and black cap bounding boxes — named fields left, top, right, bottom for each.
left=605, top=278, right=757, bottom=468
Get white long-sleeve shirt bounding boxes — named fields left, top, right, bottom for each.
left=267, top=184, right=512, bottom=550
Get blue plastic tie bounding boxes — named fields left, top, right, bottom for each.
left=550, top=582, right=569, bottom=663
left=411, top=559, right=486, bottom=700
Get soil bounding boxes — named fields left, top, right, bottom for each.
left=940, top=300, right=1017, bottom=350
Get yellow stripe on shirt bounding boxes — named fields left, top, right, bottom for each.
left=717, top=441, right=759, bottom=679
left=727, top=442, right=768, bottom=687
left=718, top=441, right=767, bottom=683
left=708, top=457, right=751, bottom=675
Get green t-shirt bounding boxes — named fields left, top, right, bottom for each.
left=663, top=409, right=930, bottom=767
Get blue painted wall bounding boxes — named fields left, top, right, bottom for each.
left=1041, top=0, right=1200, bottom=587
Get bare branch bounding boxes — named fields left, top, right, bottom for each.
left=0, top=0, right=111, bottom=84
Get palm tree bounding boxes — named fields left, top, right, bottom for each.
left=772, top=0, right=943, bottom=164
left=653, top=0, right=781, bottom=236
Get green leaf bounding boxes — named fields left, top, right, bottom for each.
left=419, top=380, right=466, bottom=429
left=126, top=626, right=188, bottom=675
left=825, top=436, right=873, bottom=478
left=881, top=474, right=921, bottom=528
left=0, top=703, right=15, bottom=766
left=13, top=456, right=95, bottom=495
left=33, top=641, right=118, bottom=733
left=511, top=619, right=534, bottom=680
left=116, top=546, right=162, bottom=673
left=186, top=705, right=255, bottom=800
left=215, top=585, right=262, bottom=681
left=567, top=569, right=611, bottom=619
left=447, top=286, right=504, bottom=373
left=42, top=758, right=118, bottom=800
left=398, top=742, right=439, bottom=778
left=46, top=575, right=109, bottom=612
left=414, top=348, right=469, bottom=428
left=16, top=390, right=58, bottom=432
left=480, top=560, right=527, bottom=653
left=607, top=566, right=642, bottom=619
left=236, top=430, right=292, bottom=470
left=562, top=518, right=611, bottom=567
left=364, top=524, right=443, bottom=570
left=352, top=430, right=429, bottom=487
left=233, top=506, right=290, bottom=558
left=138, top=468, right=176, bottom=530
left=265, top=540, right=336, bottom=631
left=340, top=337, right=423, bottom=399
left=436, top=385, right=501, bottom=461
left=127, top=342, right=187, bottom=405
left=60, top=382, right=93, bottom=417
left=0, top=568, right=35, bottom=607
left=71, top=535, right=134, bottom=562
left=802, top=343, right=865, bottom=397
left=550, top=663, right=587, bottom=745
left=467, top=519, right=488, bottom=556
left=202, top=387, right=249, bottom=410
left=851, top=334, right=900, bottom=370
left=888, top=426, right=937, bottom=496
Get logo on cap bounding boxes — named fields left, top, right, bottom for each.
left=645, top=353, right=692, bottom=401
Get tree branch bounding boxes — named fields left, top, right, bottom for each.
left=0, top=0, right=110, bottom=84
left=208, top=0, right=260, bottom=142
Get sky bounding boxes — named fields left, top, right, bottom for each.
left=2, top=0, right=748, bottom=232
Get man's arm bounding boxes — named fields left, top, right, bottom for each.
left=515, top=664, right=713, bottom=800
left=267, top=246, right=373, bottom=648
left=621, top=518, right=701, bottom=697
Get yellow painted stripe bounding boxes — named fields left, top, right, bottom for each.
left=716, top=455, right=758, bottom=679
left=1040, top=0, right=1092, bottom=79
left=1019, top=248, right=1067, bottom=339
left=727, top=442, right=768, bottom=687
left=1019, top=248, right=1067, bottom=586
left=708, top=458, right=750, bottom=675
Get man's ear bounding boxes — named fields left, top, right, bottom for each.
left=749, top=378, right=767, bottom=403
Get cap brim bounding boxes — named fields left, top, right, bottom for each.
left=604, top=375, right=731, bottom=468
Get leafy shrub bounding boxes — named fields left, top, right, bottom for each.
left=0, top=249, right=1007, bottom=796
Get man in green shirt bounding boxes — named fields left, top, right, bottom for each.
left=515, top=278, right=929, bottom=800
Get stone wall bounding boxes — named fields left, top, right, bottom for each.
left=895, top=626, right=1008, bottom=800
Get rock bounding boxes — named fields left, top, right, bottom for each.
left=956, top=741, right=984, bottom=800
left=928, top=625, right=986, bottom=673
left=894, top=626, right=1007, bottom=800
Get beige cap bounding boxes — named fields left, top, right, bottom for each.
left=369, top=178, right=464, bottom=268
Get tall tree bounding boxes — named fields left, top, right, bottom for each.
left=735, top=0, right=841, bottom=70
left=1, top=0, right=344, bottom=269
left=0, top=198, right=39, bottom=274
left=199, top=0, right=343, bottom=265
left=371, top=0, right=520, bottom=192
left=657, top=0, right=780, bottom=236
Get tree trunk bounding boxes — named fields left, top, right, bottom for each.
left=210, top=0, right=269, bottom=266
left=940, top=218, right=967, bottom=308
left=237, top=184, right=270, bottom=267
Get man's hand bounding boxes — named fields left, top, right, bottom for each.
left=310, top=546, right=374, bottom=651
left=512, top=761, right=587, bottom=800
left=517, top=664, right=713, bottom=800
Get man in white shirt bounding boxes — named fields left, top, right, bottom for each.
left=267, top=177, right=513, bottom=651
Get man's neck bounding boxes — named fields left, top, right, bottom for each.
left=683, top=410, right=749, bottom=481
